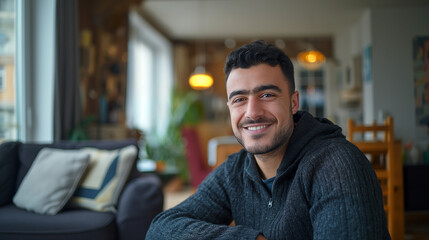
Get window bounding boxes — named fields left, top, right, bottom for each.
left=127, top=40, right=154, bottom=132
left=0, top=114, right=5, bottom=138
left=126, top=10, right=173, bottom=138
left=15, top=0, right=56, bottom=141
left=0, top=0, right=15, bottom=56
left=298, top=70, right=325, bottom=117
left=0, top=0, right=16, bottom=141
left=293, top=59, right=338, bottom=120
left=0, top=66, right=4, bottom=90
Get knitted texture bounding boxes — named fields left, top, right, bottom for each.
left=146, top=111, right=391, bottom=240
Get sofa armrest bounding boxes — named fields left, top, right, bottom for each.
left=116, top=174, right=164, bottom=240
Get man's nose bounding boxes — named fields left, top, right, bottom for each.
left=245, top=97, right=264, bottom=119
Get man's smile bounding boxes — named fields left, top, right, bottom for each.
left=246, top=125, right=268, bottom=131
left=241, top=123, right=273, bottom=137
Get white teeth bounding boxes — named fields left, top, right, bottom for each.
left=247, top=125, right=266, bottom=131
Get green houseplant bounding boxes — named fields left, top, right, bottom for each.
left=145, top=90, right=203, bottom=183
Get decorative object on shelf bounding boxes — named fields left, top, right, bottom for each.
left=404, top=142, right=421, bottom=165
left=297, top=41, right=326, bottom=70
left=413, top=36, right=429, bottom=139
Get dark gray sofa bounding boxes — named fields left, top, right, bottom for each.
left=0, top=140, right=164, bottom=240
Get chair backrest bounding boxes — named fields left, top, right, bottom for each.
left=207, top=136, right=242, bottom=168
left=348, top=117, right=404, bottom=239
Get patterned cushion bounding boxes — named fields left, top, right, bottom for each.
left=68, top=145, right=137, bottom=212
left=13, top=148, right=90, bottom=215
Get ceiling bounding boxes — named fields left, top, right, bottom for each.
left=140, top=0, right=429, bottom=40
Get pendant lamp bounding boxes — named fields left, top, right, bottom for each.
left=189, top=42, right=213, bottom=91
left=189, top=65, right=213, bottom=90
left=297, top=42, right=326, bottom=70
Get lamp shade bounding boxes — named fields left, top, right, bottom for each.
left=297, top=50, right=326, bottom=70
left=189, top=72, right=213, bottom=90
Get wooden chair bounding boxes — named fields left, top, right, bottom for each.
left=348, top=117, right=404, bottom=240
left=208, top=136, right=243, bottom=168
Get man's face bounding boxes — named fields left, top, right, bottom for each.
left=226, top=64, right=299, bottom=155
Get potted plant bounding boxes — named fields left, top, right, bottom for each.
left=144, top=90, right=203, bottom=184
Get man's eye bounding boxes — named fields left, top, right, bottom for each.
left=261, top=93, right=274, bottom=98
left=233, top=97, right=245, bottom=103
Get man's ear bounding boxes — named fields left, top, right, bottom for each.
left=291, top=91, right=299, bottom=114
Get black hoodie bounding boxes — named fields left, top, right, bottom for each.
left=147, top=111, right=390, bottom=240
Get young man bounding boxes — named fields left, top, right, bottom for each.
left=146, top=41, right=390, bottom=240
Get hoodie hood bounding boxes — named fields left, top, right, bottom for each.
left=276, top=111, right=345, bottom=177
left=244, top=111, right=344, bottom=182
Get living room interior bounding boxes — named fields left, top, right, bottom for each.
left=1, top=0, right=429, bottom=239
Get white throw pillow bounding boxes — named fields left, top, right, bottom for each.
left=13, top=148, right=90, bottom=215
left=68, top=145, right=137, bottom=212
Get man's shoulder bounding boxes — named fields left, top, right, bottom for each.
left=296, top=138, right=372, bottom=179
left=298, top=138, right=366, bottom=168
left=307, top=137, right=358, bottom=155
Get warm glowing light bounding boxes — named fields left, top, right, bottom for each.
left=297, top=50, right=326, bottom=70
left=306, top=53, right=317, bottom=63
left=189, top=73, right=214, bottom=90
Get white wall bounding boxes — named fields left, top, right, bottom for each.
left=371, top=6, right=429, bottom=147
left=335, top=6, right=429, bottom=148
left=334, top=10, right=371, bottom=80
left=334, top=10, right=371, bottom=131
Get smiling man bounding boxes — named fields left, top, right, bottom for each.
left=226, top=63, right=298, bottom=181
left=146, top=41, right=390, bottom=240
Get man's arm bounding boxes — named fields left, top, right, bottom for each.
left=146, top=164, right=262, bottom=240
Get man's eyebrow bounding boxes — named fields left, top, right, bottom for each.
left=253, top=84, right=282, bottom=94
left=228, top=90, right=249, bottom=101
left=228, top=84, right=282, bottom=101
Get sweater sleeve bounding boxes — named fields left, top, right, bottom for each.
left=302, top=141, right=391, bottom=240
left=146, top=163, right=262, bottom=240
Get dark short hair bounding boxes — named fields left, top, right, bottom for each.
left=224, top=40, right=295, bottom=92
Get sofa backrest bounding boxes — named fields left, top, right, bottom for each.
left=16, top=140, right=139, bottom=190
left=0, top=139, right=139, bottom=206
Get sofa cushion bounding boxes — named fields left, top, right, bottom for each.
left=68, top=145, right=137, bottom=212
left=13, top=148, right=90, bottom=215
left=16, top=140, right=139, bottom=188
left=16, top=144, right=58, bottom=189
left=0, top=142, right=21, bottom=206
left=0, top=204, right=116, bottom=240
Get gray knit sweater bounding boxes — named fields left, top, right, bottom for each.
left=146, top=111, right=391, bottom=240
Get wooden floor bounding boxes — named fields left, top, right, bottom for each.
left=164, top=186, right=194, bottom=210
